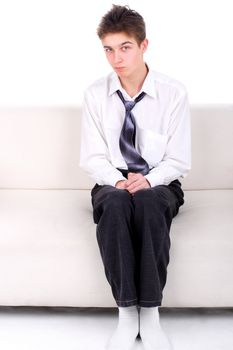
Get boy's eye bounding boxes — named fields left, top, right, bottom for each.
left=121, top=46, right=130, bottom=51
left=104, top=48, right=112, bottom=53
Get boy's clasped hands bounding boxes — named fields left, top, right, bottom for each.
left=115, top=172, right=151, bottom=194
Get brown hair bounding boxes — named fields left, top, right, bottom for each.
left=97, top=4, right=146, bottom=45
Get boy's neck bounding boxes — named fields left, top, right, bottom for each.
left=119, top=63, right=148, bottom=98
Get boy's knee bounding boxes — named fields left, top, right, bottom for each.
left=104, top=189, right=132, bottom=212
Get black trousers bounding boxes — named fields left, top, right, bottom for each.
left=91, top=176, right=184, bottom=307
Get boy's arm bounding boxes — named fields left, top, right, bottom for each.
left=79, top=91, right=125, bottom=186
left=145, top=91, right=191, bottom=187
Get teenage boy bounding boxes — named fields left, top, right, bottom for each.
left=80, top=5, right=191, bottom=350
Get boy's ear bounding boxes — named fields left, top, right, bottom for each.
left=140, top=38, right=148, bottom=53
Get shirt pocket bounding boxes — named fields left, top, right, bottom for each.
left=137, top=128, right=168, bottom=166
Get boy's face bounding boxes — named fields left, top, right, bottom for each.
left=101, top=32, right=148, bottom=79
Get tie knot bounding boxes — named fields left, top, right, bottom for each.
left=125, top=100, right=136, bottom=112
left=116, top=90, right=146, bottom=112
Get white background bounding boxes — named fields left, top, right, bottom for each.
left=0, top=0, right=232, bottom=106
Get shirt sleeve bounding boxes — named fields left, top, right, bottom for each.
left=145, top=90, right=191, bottom=187
left=79, top=90, right=126, bottom=186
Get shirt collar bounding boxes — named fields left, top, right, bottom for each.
left=108, top=72, right=122, bottom=96
left=108, top=65, right=158, bottom=100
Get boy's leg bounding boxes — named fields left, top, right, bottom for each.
left=91, top=184, right=139, bottom=350
left=132, top=179, right=184, bottom=307
left=91, top=184, right=138, bottom=307
left=132, top=179, right=184, bottom=349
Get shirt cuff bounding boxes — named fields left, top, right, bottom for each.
left=96, top=169, right=126, bottom=187
left=144, top=172, right=165, bottom=187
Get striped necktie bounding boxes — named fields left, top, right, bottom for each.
left=116, top=90, right=149, bottom=175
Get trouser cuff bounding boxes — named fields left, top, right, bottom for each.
left=138, top=300, right=162, bottom=307
left=116, top=298, right=138, bottom=307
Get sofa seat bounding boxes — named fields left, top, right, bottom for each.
left=0, top=188, right=232, bottom=307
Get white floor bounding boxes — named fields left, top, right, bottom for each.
left=0, top=307, right=232, bottom=350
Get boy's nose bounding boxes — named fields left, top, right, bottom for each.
left=113, top=50, right=122, bottom=64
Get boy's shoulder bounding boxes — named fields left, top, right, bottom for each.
left=151, top=70, right=188, bottom=95
left=84, top=72, right=114, bottom=97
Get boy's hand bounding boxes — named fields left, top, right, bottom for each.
left=125, top=172, right=151, bottom=194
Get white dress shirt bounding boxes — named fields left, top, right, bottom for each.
left=79, top=68, right=191, bottom=187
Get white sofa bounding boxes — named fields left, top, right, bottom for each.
left=0, top=105, right=232, bottom=308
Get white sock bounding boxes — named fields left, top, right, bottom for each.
left=139, top=307, right=172, bottom=350
left=105, top=305, right=139, bottom=350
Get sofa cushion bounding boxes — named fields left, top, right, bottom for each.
left=0, top=189, right=232, bottom=307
